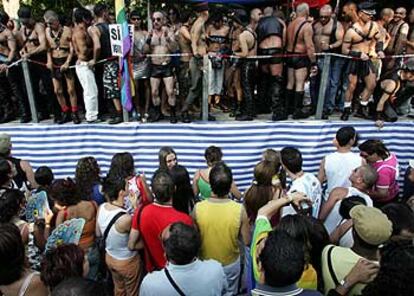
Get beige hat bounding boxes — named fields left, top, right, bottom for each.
left=0, top=133, right=11, bottom=155
left=350, top=205, right=393, bottom=246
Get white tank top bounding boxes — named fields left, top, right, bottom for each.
left=324, top=187, right=372, bottom=234
left=97, top=203, right=137, bottom=260
left=324, top=151, right=363, bottom=200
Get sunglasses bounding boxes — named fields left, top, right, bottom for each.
left=152, top=17, right=162, bottom=22
left=130, top=17, right=140, bottom=21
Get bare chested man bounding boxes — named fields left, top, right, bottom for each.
left=384, top=7, right=409, bottom=73
left=377, top=9, right=393, bottom=51
left=146, top=11, right=178, bottom=123
left=72, top=7, right=100, bottom=123
left=312, top=5, right=344, bottom=119
left=206, top=13, right=229, bottom=110
left=233, top=9, right=261, bottom=121
left=44, top=10, right=80, bottom=124
left=407, top=9, right=414, bottom=55
left=0, top=10, right=23, bottom=123
left=286, top=3, right=317, bottom=119
left=181, top=2, right=209, bottom=123
left=177, top=11, right=193, bottom=111
left=130, top=10, right=150, bottom=123
left=256, top=6, right=286, bottom=120
left=17, top=6, right=56, bottom=122
left=341, top=2, right=385, bottom=121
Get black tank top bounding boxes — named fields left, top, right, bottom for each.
left=6, top=157, right=28, bottom=190
left=257, top=16, right=283, bottom=44
left=95, top=23, right=112, bottom=59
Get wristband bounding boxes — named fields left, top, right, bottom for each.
left=349, top=51, right=362, bottom=58
left=375, top=41, right=384, bottom=53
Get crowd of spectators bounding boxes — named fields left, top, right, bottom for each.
left=1, top=2, right=414, bottom=125
left=0, top=126, right=414, bottom=295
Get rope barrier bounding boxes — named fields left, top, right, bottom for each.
left=5, top=52, right=414, bottom=70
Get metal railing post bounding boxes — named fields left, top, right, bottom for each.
left=202, top=55, right=209, bottom=121
left=315, top=54, right=331, bottom=120
left=21, top=59, right=38, bottom=123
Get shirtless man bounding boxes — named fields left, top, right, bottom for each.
left=312, top=5, right=344, bottom=119
left=286, top=3, right=317, bottom=120
left=177, top=11, right=193, bottom=110
left=72, top=7, right=100, bottom=123
left=145, top=11, right=178, bottom=124
left=256, top=6, right=286, bottom=120
left=233, top=9, right=261, bottom=121
left=0, top=10, right=23, bottom=123
left=93, top=4, right=123, bottom=124
left=181, top=2, right=209, bottom=123
left=44, top=10, right=80, bottom=124
left=407, top=8, right=414, bottom=55
left=130, top=10, right=150, bottom=123
left=384, top=7, right=409, bottom=73
left=17, top=6, right=56, bottom=122
left=341, top=1, right=385, bottom=121
left=374, top=58, right=414, bottom=127
left=206, top=13, right=229, bottom=110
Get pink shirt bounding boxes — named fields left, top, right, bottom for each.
left=372, top=153, right=399, bottom=202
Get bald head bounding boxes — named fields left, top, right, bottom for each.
left=263, top=6, right=273, bottom=17
left=296, top=3, right=309, bottom=16
left=380, top=8, right=394, bottom=24
left=320, top=5, right=333, bottom=14
left=250, top=8, right=263, bottom=23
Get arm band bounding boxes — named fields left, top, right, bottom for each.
left=349, top=51, right=362, bottom=58
left=376, top=42, right=384, bottom=53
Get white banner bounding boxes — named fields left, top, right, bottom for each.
left=109, top=24, right=134, bottom=57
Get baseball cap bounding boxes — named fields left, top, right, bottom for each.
left=409, top=159, right=414, bottom=169
left=0, top=133, right=11, bottom=154
left=350, top=205, right=392, bottom=245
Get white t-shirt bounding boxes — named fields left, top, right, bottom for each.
left=324, top=151, right=363, bottom=200
left=283, top=173, right=322, bottom=218
left=324, top=187, right=372, bottom=235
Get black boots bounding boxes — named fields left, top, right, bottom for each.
left=71, top=112, right=81, bottom=124
left=285, top=89, right=295, bottom=116
left=109, top=111, right=123, bottom=124
left=292, top=91, right=309, bottom=119
left=271, top=76, right=287, bottom=121
left=341, top=107, right=351, bottom=121
left=55, top=111, right=71, bottom=124
left=170, top=106, right=178, bottom=124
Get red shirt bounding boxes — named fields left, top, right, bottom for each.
left=136, top=203, right=193, bottom=272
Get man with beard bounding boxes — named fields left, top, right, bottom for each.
left=94, top=4, right=123, bottom=124
left=340, top=2, right=385, bottom=121
left=181, top=2, right=209, bottom=123
left=256, top=6, right=286, bottom=121
left=44, top=10, right=80, bottom=124
left=285, top=3, right=317, bottom=119
left=312, top=5, right=344, bottom=119
left=206, top=13, right=229, bottom=111
left=146, top=11, right=178, bottom=123
left=0, top=10, right=23, bottom=123
left=130, top=10, right=150, bottom=122
left=72, top=7, right=100, bottom=123
left=233, top=8, right=261, bottom=121
left=384, top=7, right=409, bottom=73
left=17, top=6, right=57, bottom=122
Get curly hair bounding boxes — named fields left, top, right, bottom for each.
left=75, top=157, right=101, bottom=201
left=50, top=178, right=81, bottom=207
left=0, top=223, right=25, bottom=285
left=0, top=189, right=25, bottom=223
left=41, top=244, right=85, bottom=291
left=107, top=152, right=135, bottom=179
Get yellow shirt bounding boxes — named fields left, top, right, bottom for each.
left=195, top=199, right=242, bottom=266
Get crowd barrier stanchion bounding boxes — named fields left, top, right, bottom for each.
left=122, top=108, right=129, bottom=122
left=21, top=59, right=39, bottom=123
left=315, top=55, right=331, bottom=120
left=202, top=55, right=209, bottom=121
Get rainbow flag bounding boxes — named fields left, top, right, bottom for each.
left=115, top=0, right=133, bottom=111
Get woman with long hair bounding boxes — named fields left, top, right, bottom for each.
left=158, top=146, right=177, bottom=172
left=75, top=157, right=105, bottom=205
left=169, top=165, right=195, bottom=214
